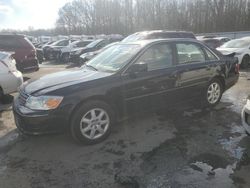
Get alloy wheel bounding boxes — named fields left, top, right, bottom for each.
left=207, top=82, right=221, bottom=104
left=79, top=108, right=110, bottom=140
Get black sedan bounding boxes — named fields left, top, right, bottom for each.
left=70, top=39, right=111, bottom=63
left=13, top=39, right=239, bottom=144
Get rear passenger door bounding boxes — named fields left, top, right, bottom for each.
left=174, top=42, right=217, bottom=101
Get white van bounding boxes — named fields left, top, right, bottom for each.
left=0, top=52, right=23, bottom=99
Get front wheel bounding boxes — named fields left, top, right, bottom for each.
left=70, top=100, right=114, bottom=144
left=205, top=79, right=223, bottom=107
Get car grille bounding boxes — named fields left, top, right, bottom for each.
left=18, top=90, right=29, bottom=106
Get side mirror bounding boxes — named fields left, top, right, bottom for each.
left=127, top=62, right=148, bottom=74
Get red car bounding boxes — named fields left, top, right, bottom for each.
left=0, top=34, right=39, bottom=73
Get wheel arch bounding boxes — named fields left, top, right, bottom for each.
left=69, top=95, right=118, bottom=125
left=212, top=75, right=225, bottom=91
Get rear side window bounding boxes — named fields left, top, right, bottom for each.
left=176, top=43, right=206, bottom=64
left=0, top=37, right=23, bottom=49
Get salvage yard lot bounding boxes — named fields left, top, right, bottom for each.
left=0, top=63, right=250, bottom=188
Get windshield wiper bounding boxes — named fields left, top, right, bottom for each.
left=85, top=64, right=98, bottom=71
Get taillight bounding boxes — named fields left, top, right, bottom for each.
left=235, top=63, right=240, bottom=74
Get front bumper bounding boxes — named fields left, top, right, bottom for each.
left=13, top=98, right=69, bottom=135
left=242, top=102, right=250, bottom=134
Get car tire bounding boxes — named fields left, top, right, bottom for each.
left=241, top=55, right=250, bottom=69
left=205, top=79, right=223, bottom=107
left=70, top=100, right=115, bottom=144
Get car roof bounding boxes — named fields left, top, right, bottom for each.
left=0, top=34, right=25, bottom=38
left=200, top=38, right=220, bottom=42
left=133, top=30, right=194, bottom=35
left=118, top=38, right=202, bottom=47
left=214, top=37, right=230, bottom=40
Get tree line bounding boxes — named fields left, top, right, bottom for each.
left=55, top=0, right=250, bottom=35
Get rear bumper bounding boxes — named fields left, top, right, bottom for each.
left=13, top=99, right=69, bottom=135
left=16, top=59, right=39, bottom=73
left=1, top=71, right=23, bottom=95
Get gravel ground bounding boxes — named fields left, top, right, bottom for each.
left=0, top=64, right=250, bottom=188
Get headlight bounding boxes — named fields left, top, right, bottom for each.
left=25, top=96, right=63, bottom=110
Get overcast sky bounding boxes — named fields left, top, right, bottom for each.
left=0, top=0, right=71, bottom=30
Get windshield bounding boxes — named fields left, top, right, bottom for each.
left=0, top=52, right=8, bottom=60
left=221, top=39, right=250, bottom=48
left=86, top=39, right=103, bottom=48
left=86, top=44, right=141, bottom=72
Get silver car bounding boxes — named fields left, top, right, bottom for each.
left=0, top=52, right=23, bottom=99
left=242, top=96, right=250, bottom=134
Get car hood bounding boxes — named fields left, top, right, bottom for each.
left=24, top=68, right=112, bottom=95
left=216, top=47, right=246, bottom=55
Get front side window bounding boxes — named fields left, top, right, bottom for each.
left=176, top=43, right=205, bottom=64
left=136, top=43, right=173, bottom=71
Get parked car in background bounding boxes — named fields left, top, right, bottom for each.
left=242, top=96, right=250, bottom=134
left=0, top=34, right=39, bottom=73
left=217, top=37, right=250, bottom=68
left=43, top=39, right=75, bottom=60
left=79, top=42, right=119, bottom=64
left=122, top=30, right=196, bottom=42
left=0, top=52, right=23, bottom=100
left=199, top=38, right=223, bottom=49
left=70, top=39, right=111, bottom=64
left=13, top=39, right=239, bottom=144
left=215, top=37, right=231, bottom=44
left=60, top=40, right=94, bottom=63
left=36, top=48, right=44, bottom=64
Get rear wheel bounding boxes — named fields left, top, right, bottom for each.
left=241, top=55, right=250, bottom=69
left=205, top=79, right=223, bottom=107
left=70, top=100, right=115, bottom=144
